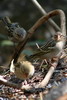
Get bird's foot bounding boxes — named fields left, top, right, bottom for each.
left=48, top=57, right=58, bottom=68
left=51, top=57, right=58, bottom=62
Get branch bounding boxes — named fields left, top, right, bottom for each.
left=0, top=76, right=19, bottom=89
left=28, top=10, right=66, bottom=36
left=0, top=75, right=33, bottom=91
left=35, top=59, right=58, bottom=88
left=31, top=0, right=60, bottom=31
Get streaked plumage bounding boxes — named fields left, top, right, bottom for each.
left=29, top=32, right=65, bottom=60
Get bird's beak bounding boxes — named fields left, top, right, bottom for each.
left=63, top=35, right=67, bottom=38
left=62, top=35, right=67, bottom=41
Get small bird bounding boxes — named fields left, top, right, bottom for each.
left=29, top=32, right=66, bottom=61
left=8, top=23, right=27, bottom=42
left=2, top=16, right=27, bottom=42
left=10, top=60, right=35, bottom=80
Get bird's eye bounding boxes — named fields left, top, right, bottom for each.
left=54, top=35, right=58, bottom=39
left=16, top=33, right=21, bottom=37
left=11, top=27, right=14, bottom=30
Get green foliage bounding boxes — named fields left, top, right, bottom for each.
left=1, top=40, right=13, bottom=46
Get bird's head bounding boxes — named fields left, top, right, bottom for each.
left=19, top=61, right=35, bottom=79
left=53, top=32, right=66, bottom=42
left=13, top=27, right=27, bottom=42
left=10, top=60, right=35, bottom=80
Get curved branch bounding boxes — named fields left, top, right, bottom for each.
left=28, top=9, right=66, bottom=36
left=31, top=0, right=60, bottom=31
left=12, top=10, right=66, bottom=64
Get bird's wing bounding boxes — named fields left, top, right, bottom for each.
left=28, top=47, right=55, bottom=60
left=27, top=39, right=56, bottom=60
left=40, top=39, right=56, bottom=51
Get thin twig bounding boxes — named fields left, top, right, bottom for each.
left=0, top=76, right=19, bottom=89
left=0, top=75, right=45, bottom=93
left=31, top=0, right=60, bottom=31
left=12, top=35, right=30, bottom=63
left=0, top=75, right=32, bottom=90
left=35, top=59, right=58, bottom=88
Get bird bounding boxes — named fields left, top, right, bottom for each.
left=28, top=32, right=66, bottom=62
left=10, top=59, right=35, bottom=80
left=7, top=23, right=27, bottom=42
left=9, top=24, right=27, bottom=42
left=2, top=16, right=27, bottom=42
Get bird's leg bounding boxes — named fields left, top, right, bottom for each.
left=48, top=57, right=58, bottom=67
left=51, top=57, right=59, bottom=62
left=39, top=59, right=48, bottom=69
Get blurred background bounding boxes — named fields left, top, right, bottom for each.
left=0, top=0, right=67, bottom=65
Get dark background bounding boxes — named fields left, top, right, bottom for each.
left=0, top=0, right=67, bottom=39
left=0, top=0, right=67, bottom=34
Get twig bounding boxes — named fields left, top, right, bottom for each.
left=0, top=76, right=19, bottom=89
left=31, top=0, right=60, bottom=31
left=28, top=10, right=66, bottom=36
left=39, top=92, right=43, bottom=100
left=0, top=77, right=45, bottom=94
left=12, top=35, right=29, bottom=63
left=0, top=76, right=46, bottom=94
left=35, top=59, right=58, bottom=88
left=0, top=75, right=45, bottom=93
left=0, top=75, right=32, bottom=90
